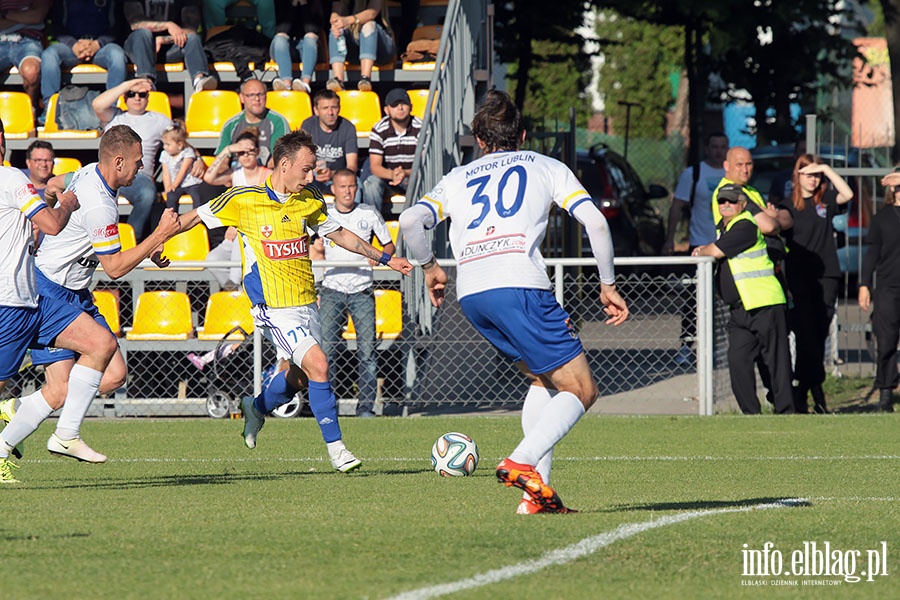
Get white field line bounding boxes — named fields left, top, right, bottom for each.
left=386, top=499, right=807, bottom=600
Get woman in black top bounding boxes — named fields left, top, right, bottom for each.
left=858, top=175, right=900, bottom=412
left=778, top=154, right=854, bottom=413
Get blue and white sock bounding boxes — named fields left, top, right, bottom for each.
left=308, top=380, right=342, bottom=443
left=256, top=371, right=299, bottom=414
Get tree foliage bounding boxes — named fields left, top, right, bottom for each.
left=594, top=10, right=683, bottom=140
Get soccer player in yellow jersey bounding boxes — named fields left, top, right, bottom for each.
left=178, top=130, right=412, bottom=472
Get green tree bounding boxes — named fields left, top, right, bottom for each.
left=594, top=9, right=683, bottom=140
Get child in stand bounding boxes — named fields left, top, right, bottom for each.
left=160, top=120, right=204, bottom=211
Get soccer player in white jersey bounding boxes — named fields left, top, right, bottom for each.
left=19, top=125, right=181, bottom=463
left=177, top=130, right=413, bottom=472
left=0, top=119, right=118, bottom=483
left=399, top=91, right=629, bottom=513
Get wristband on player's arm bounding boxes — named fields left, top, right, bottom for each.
left=420, top=257, right=437, bottom=270
left=378, top=251, right=391, bottom=266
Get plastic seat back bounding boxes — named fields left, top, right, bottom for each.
left=266, top=90, right=312, bottom=131
left=52, top=156, right=83, bottom=176
left=92, top=290, right=121, bottom=336
left=343, top=289, right=402, bottom=340
left=39, top=93, right=100, bottom=139
left=156, top=226, right=210, bottom=268
left=186, top=90, right=242, bottom=137
left=116, top=91, right=172, bottom=119
left=371, top=220, right=400, bottom=251
left=0, top=91, right=35, bottom=138
left=198, top=290, right=254, bottom=340
left=117, top=222, right=137, bottom=250
left=126, top=291, right=193, bottom=340
left=336, top=90, right=382, bottom=137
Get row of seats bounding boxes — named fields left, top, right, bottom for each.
left=0, top=88, right=434, bottom=141
left=96, top=288, right=403, bottom=342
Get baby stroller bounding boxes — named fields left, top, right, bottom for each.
left=204, top=326, right=303, bottom=419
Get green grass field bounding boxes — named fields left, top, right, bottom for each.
left=1, top=414, right=897, bottom=599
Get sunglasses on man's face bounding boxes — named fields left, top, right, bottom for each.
left=716, top=197, right=742, bottom=205
left=125, top=91, right=149, bottom=99
left=235, top=150, right=258, bottom=157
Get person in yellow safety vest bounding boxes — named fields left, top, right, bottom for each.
left=693, top=183, right=795, bottom=414
left=711, top=147, right=793, bottom=233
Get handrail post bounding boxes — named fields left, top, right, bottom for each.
left=696, top=257, right=714, bottom=415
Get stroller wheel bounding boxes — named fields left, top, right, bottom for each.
left=272, top=393, right=302, bottom=418
left=207, top=391, right=232, bottom=419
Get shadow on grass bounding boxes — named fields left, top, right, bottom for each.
left=604, top=497, right=813, bottom=513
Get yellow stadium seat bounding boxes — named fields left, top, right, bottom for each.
left=266, top=90, right=312, bottom=131
left=0, top=91, right=35, bottom=138
left=154, top=225, right=209, bottom=269
left=371, top=220, right=400, bottom=251
left=52, top=157, right=82, bottom=176
left=118, top=222, right=137, bottom=250
left=126, top=291, right=193, bottom=340
left=116, top=91, right=172, bottom=119
left=343, top=289, right=402, bottom=340
left=336, top=90, right=382, bottom=137
left=197, top=290, right=254, bottom=340
left=408, top=88, right=435, bottom=120
left=186, top=90, right=241, bottom=138
left=92, top=290, right=121, bottom=337
left=39, top=93, right=100, bottom=139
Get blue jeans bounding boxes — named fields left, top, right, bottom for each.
left=118, top=172, right=157, bottom=241
left=269, top=33, right=319, bottom=81
left=361, top=175, right=404, bottom=215
left=328, top=23, right=395, bottom=65
left=319, top=287, right=378, bottom=413
left=125, top=28, right=209, bottom=80
left=41, top=42, right=128, bottom=104
left=0, top=37, right=41, bottom=70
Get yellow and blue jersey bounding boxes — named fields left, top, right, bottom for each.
left=197, top=177, right=338, bottom=308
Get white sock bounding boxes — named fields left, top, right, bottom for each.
left=0, top=390, right=54, bottom=456
left=54, top=364, right=103, bottom=440
left=510, top=391, right=585, bottom=467
left=521, top=385, right=556, bottom=498
left=326, top=439, right=346, bottom=459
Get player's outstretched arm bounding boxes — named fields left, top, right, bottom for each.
left=326, top=227, right=413, bottom=275
left=31, top=189, right=79, bottom=236
left=97, top=208, right=182, bottom=279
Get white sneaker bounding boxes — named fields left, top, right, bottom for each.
left=330, top=448, right=362, bottom=473
left=193, top=74, right=217, bottom=93
left=47, top=433, right=107, bottom=463
left=292, top=78, right=311, bottom=93
left=241, top=396, right=265, bottom=449
left=272, top=78, right=290, bottom=91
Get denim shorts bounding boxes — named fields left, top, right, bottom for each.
left=0, top=36, right=42, bottom=70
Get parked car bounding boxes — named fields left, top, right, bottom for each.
left=573, top=144, right=668, bottom=258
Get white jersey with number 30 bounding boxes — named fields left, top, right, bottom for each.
left=417, top=151, right=591, bottom=299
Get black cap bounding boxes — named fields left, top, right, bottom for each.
left=717, top=183, right=746, bottom=204
left=385, top=88, right=411, bottom=106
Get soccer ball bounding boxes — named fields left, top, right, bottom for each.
left=431, top=432, right=479, bottom=477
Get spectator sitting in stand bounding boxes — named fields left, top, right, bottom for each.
left=216, top=78, right=290, bottom=169
left=21, top=140, right=55, bottom=200
left=326, top=0, right=396, bottom=92
left=123, top=0, right=217, bottom=93
left=300, top=89, right=359, bottom=196
left=270, top=0, right=326, bottom=94
left=0, top=0, right=51, bottom=111
left=39, top=0, right=128, bottom=126
left=161, top=120, right=204, bottom=211
left=361, top=87, right=420, bottom=215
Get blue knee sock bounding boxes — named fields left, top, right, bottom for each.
left=307, top=380, right=342, bottom=443
left=256, top=371, right=299, bottom=414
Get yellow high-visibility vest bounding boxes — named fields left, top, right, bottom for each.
left=724, top=212, right=786, bottom=310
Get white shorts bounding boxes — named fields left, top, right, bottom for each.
left=251, top=303, right=322, bottom=365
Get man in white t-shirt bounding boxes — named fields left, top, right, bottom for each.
left=93, top=78, right=174, bottom=241
left=400, top=91, right=629, bottom=514
left=311, top=169, right=394, bottom=417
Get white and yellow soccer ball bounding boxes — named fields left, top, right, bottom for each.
left=431, top=432, right=479, bottom=477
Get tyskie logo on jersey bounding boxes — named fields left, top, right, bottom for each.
left=261, top=236, right=309, bottom=260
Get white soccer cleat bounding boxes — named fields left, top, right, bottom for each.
left=330, top=448, right=362, bottom=473
left=47, top=433, right=108, bottom=463
left=241, top=396, right=265, bottom=449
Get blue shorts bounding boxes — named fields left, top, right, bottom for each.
left=0, top=296, right=83, bottom=380
left=459, top=288, right=584, bottom=375
left=30, top=271, right=112, bottom=366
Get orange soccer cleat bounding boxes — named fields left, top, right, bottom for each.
left=515, top=498, right=578, bottom=515
left=496, top=458, right=566, bottom=511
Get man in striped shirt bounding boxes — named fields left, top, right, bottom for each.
left=361, top=88, right=421, bottom=215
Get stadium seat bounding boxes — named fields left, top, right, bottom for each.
left=125, top=291, right=193, bottom=340
left=343, top=289, right=402, bottom=340
left=336, top=90, right=382, bottom=137
left=118, top=222, right=137, bottom=250
left=185, top=90, right=241, bottom=138
left=154, top=225, right=210, bottom=268
left=371, top=220, right=400, bottom=251
left=197, top=290, right=254, bottom=340
left=39, top=93, right=100, bottom=139
left=266, top=90, right=312, bottom=130
left=116, top=91, right=172, bottom=119
left=52, top=156, right=82, bottom=176
left=92, top=290, right=121, bottom=337
left=0, top=91, right=35, bottom=138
